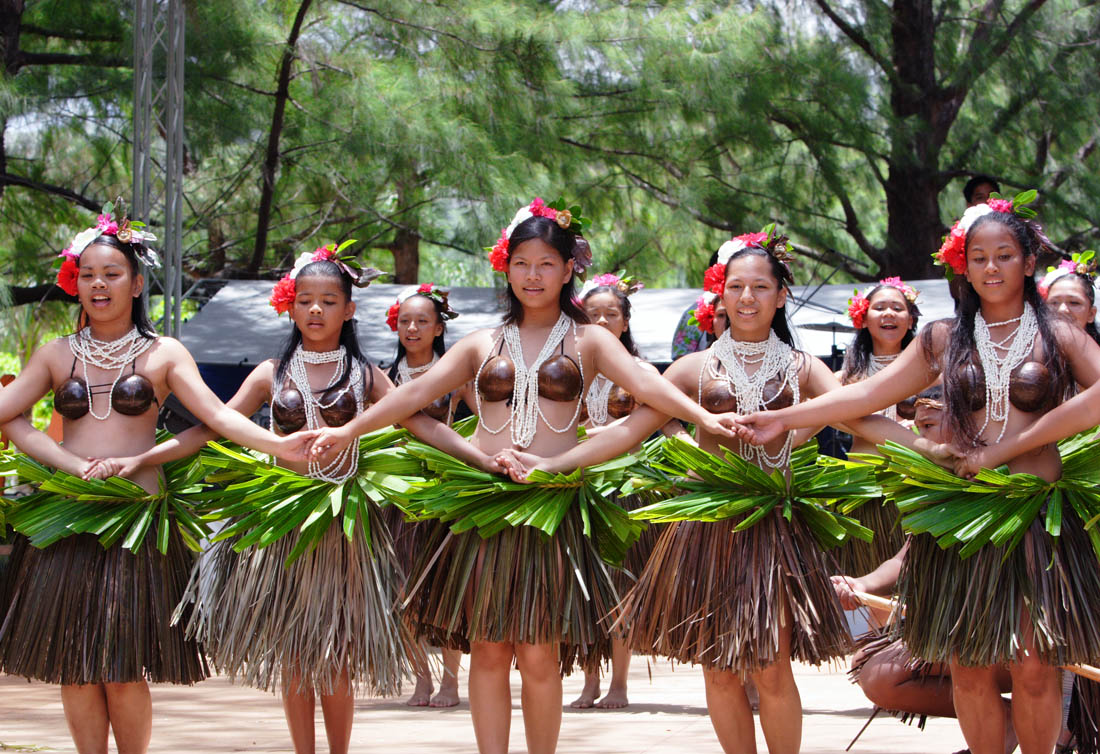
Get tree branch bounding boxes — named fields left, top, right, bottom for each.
left=334, top=0, right=496, bottom=52
left=811, top=0, right=897, bottom=83
left=943, top=0, right=1050, bottom=96
left=7, top=283, right=77, bottom=307
left=17, top=51, right=128, bottom=68
left=19, top=24, right=120, bottom=43
left=0, top=171, right=100, bottom=210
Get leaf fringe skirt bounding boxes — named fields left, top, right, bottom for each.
left=402, top=505, right=620, bottom=675
left=618, top=508, right=851, bottom=674
left=897, top=508, right=1100, bottom=668
left=0, top=529, right=207, bottom=685
left=178, top=506, right=409, bottom=696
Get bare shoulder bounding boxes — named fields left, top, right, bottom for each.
left=663, top=350, right=708, bottom=388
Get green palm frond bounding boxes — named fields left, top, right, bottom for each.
left=0, top=433, right=208, bottom=554
left=872, top=441, right=1100, bottom=561
left=628, top=437, right=879, bottom=549
left=196, top=426, right=424, bottom=566
left=401, top=440, right=645, bottom=565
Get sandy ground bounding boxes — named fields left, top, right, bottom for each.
left=0, top=657, right=967, bottom=753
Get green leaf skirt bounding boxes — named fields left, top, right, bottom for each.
left=830, top=494, right=904, bottom=578
left=0, top=529, right=208, bottom=685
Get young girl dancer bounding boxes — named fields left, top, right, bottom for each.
left=385, top=283, right=468, bottom=708
left=307, top=198, right=740, bottom=754
left=738, top=197, right=1100, bottom=754
left=495, top=229, right=929, bottom=753
left=100, top=246, right=495, bottom=754
left=0, top=210, right=313, bottom=754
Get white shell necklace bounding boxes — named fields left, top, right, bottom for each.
left=396, top=353, right=438, bottom=385
left=475, top=313, right=584, bottom=448
left=67, top=326, right=156, bottom=421
left=868, top=353, right=899, bottom=421
left=584, top=375, right=614, bottom=426
left=707, top=329, right=799, bottom=471
left=281, top=345, right=365, bottom=483
left=973, top=304, right=1039, bottom=444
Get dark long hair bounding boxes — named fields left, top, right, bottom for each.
left=502, top=215, right=589, bottom=326
left=1046, top=273, right=1100, bottom=345
left=273, top=260, right=368, bottom=392
left=581, top=284, right=640, bottom=357
left=387, top=294, right=449, bottom=382
left=723, top=246, right=797, bottom=348
left=926, top=211, right=1070, bottom=446
left=74, top=234, right=158, bottom=338
left=840, top=285, right=921, bottom=384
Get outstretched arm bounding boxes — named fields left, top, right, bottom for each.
left=162, top=340, right=315, bottom=460
left=589, top=326, right=737, bottom=439
left=736, top=330, right=941, bottom=445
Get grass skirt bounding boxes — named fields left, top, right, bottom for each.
left=0, top=530, right=207, bottom=685
left=897, top=508, right=1100, bottom=668
left=179, top=506, right=409, bottom=696
left=832, top=497, right=904, bottom=577
left=402, top=505, right=620, bottom=675
left=619, top=508, right=851, bottom=674
left=1071, top=675, right=1100, bottom=754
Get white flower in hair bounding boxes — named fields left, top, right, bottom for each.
left=957, top=204, right=994, bottom=234
left=396, top=285, right=421, bottom=304
left=288, top=251, right=316, bottom=279
left=716, top=238, right=747, bottom=266
left=504, top=207, right=534, bottom=238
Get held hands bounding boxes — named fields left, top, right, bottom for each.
left=304, top=426, right=354, bottom=465
left=731, top=411, right=787, bottom=446
left=953, top=446, right=990, bottom=481
left=494, top=448, right=555, bottom=483
left=277, top=429, right=324, bottom=463
left=81, top=456, right=136, bottom=480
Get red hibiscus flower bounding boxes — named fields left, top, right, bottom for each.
left=987, top=198, right=1013, bottom=214
left=386, top=301, right=401, bottom=331
left=847, top=295, right=870, bottom=329
left=735, top=231, right=769, bottom=248
left=934, top=224, right=968, bottom=275
left=703, top=263, right=726, bottom=294
left=56, top=258, right=79, bottom=297
left=418, top=283, right=434, bottom=294
left=488, top=230, right=510, bottom=272
left=692, top=296, right=716, bottom=333
left=269, top=274, right=297, bottom=315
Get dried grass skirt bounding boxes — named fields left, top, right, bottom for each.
left=402, top=505, right=620, bottom=675
left=832, top=497, right=904, bottom=577
left=179, top=507, right=409, bottom=696
left=0, top=530, right=207, bottom=685
left=897, top=509, right=1100, bottom=668
left=619, top=508, right=851, bottom=674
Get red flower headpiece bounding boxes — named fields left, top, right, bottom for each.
left=688, top=293, right=718, bottom=333
left=847, top=277, right=920, bottom=329
left=385, top=282, right=459, bottom=331
left=486, top=197, right=591, bottom=277
left=269, top=239, right=383, bottom=315
left=934, top=190, right=1039, bottom=278
left=55, top=200, right=159, bottom=296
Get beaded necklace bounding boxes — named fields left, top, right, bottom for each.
left=396, top=353, right=438, bottom=385
left=67, top=327, right=156, bottom=421
left=973, top=305, right=1039, bottom=444
left=868, top=353, right=899, bottom=421
left=474, top=313, right=584, bottom=448
left=280, top=345, right=365, bottom=483
left=705, top=329, right=799, bottom=470
left=584, top=375, right=614, bottom=426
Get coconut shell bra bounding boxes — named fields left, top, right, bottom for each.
left=271, top=367, right=374, bottom=434
left=956, top=358, right=1053, bottom=414
left=578, top=384, right=635, bottom=424
left=476, top=339, right=583, bottom=403
left=53, top=357, right=158, bottom=419
left=699, top=374, right=795, bottom=414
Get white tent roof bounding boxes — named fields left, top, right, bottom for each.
left=180, top=279, right=956, bottom=367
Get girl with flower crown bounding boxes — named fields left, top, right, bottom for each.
left=738, top=195, right=1100, bottom=754
left=832, top=278, right=922, bottom=575
left=307, top=197, right=741, bottom=754
left=1039, top=253, right=1100, bottom=347
left=0, top=208, right=318, bottom=754
left=495, top=228, right=930, bottom=753
left=96, top=245, right=498, bottom=754
left=384, top=282, right=471, bottom=709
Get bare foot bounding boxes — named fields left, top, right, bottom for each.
left=570, top=676, right=601, bottom=709
left=406, top=674, right=433, bottom=707
left=430, top=684, right=460, bottom=708
left=595, top=687, right=628, bottom=709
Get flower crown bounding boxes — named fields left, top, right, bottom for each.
left=269, top=240, right=383, bottom=315
left=578, top=270, right=644, bottom=299
left=1038, top=250, right=1097, bottom=298
left=846, top=276, right=920, bottom=329
left=55, top=200, right=160, bottom=296
left=688, top=292, right=719, bottom=333
left=703, top=224, right=794, bottom=294
left=934, top=189, right=1039, bottom=278
left=386, top=282, right=459, bottom=331
left=487, top=197, right=592, bottom=278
